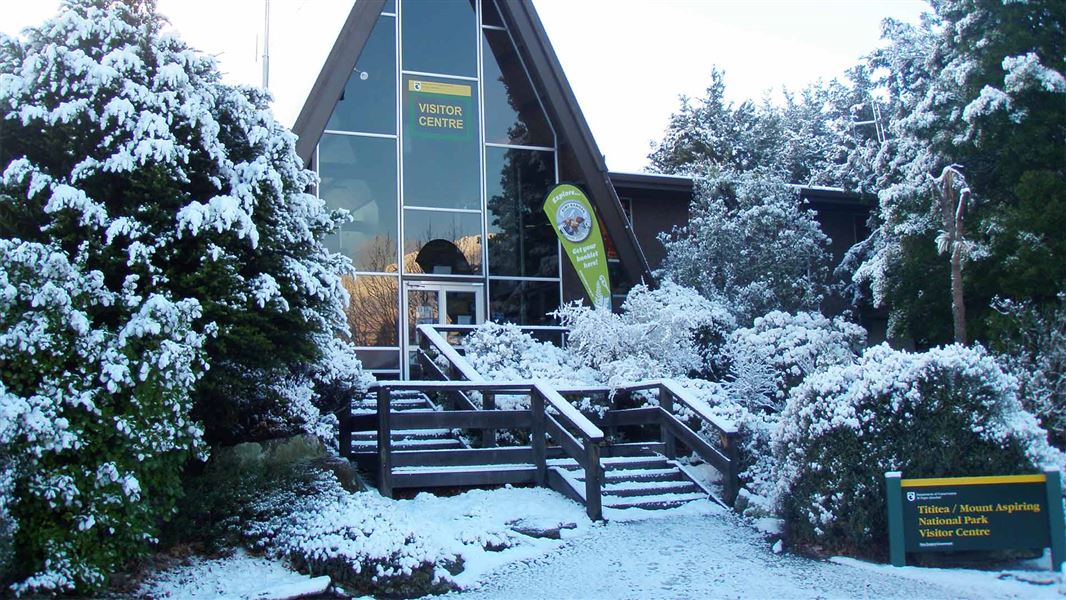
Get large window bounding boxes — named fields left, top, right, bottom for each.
left=402, top=75, right=481, bottom=210
left=486, top=147, right=557, bottom=278
left=315, top=0, right=564, bottom=376
left=319, top=133, right=398, bottom=273
left=326, top=16, right=396, bottom=135
left=490, top=279, right=560, bottom=326
left=482, top=29, right=553, bottom=146
left=403, top=209, right=483, bottom=274
left=344, top=275, right=400, bottom=347
left=401, top=0, right=477, bottom=77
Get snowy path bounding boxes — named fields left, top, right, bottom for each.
left=444, top=509, right=1031, bottom=599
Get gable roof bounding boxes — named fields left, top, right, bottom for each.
left=292, top=0, right=387, bottom=163
left=292, top=0, right=655, bottom=289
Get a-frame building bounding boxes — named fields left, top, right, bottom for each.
left=293, top=0, right=654, bottom=378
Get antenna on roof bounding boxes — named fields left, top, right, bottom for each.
left=852, top=94, right=886, bottom=145
left=262, top=0, right=270, bottom=90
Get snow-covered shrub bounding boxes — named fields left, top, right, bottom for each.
left=558, top=282, right=734, bottom=386
left=176, top=442, right=459, bottom=597
left=464, top=322, right=597, bottom=389
left=775, top=343, right=1062, bottom=555
left=722, top=311, right=866, bottom=413
left=243, top=474, right=459, bottom=598
left=0, top=0, right=358, bottom=445
left=658, top=169, right=833, bottom=325
left=991, top=296, right=1066, bottom=449
left=0, top=240, right=206, bottom=593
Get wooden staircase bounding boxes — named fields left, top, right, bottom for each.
left=336, top=324, right=741, bottom=520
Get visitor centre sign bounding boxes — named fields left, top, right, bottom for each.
left=885, top=470, right=1066, bottom=570
left=406, top=79, right=473, bottom=141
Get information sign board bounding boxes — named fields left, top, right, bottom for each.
left=885, top=470, right=1066, bottom=570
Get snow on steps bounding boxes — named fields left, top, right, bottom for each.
left=349, top=392, right=468, bottom=453
left=550, top=454, right=712, bottom=510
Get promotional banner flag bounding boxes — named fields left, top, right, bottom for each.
left=543, top=184, right=611, bottom=310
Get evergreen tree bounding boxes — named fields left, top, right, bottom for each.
left=0, top=0, right=367, bottom=446
left=658, top=169, right=832, bottom=325
left=0, top=1, right=367, bottom=591
left=849, top=0, right=1065, bottom=347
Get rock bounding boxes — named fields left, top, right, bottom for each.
left=309, top=456, right=364, bottom=493
left=772, top=539, right=784, bottom=554
left=212, top=435, right=327, bottom=473
left=507, top=519, right=578, bottom=540
left=733, top=489, right=750, bottom=514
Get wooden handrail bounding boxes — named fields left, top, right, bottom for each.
left=370, top=380, right=540, bottom=392
left=658, top=379, right=737, bottom=435
left=416, top=324, right=484, bottom=382
left=534, top=381, right=604, bottom=442
left=533, top=381, right=603, bottom=520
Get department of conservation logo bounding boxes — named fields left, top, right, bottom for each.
left=555, top=200, right=592, bottom=243
left=907, top=491, right=916, bottom=502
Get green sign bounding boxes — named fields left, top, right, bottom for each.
left=405, top=78, right=473, bottom=141
left=886, top=471, right=1066, bottom=570
left=543, top=184, right=611, bottom=310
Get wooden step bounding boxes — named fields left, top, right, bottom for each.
left=600, top=467, right=686, bottom=483
left=603, top=491, right=708, bottom=510
left=602, top=480, right=700, bottom=497
left=548, top=456, right=669, bottom=471
left=352, top=438, right=464, bottom=451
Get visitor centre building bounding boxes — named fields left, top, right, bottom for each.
left=293, top=0, right=876, bottom=379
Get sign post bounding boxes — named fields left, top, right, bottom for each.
left=543, top=184, right=611, bottom=310
left=886, top=470, right=1066, bottom=570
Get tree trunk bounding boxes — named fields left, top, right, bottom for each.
left=951, top=241, right=967, bottom=344
left=940, top=168, right=968, bottom=345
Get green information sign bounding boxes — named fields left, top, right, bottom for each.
left=543, top=184, right=611, bottom=310
left=885, top=471, right=1066, bottom=570
left=405, top=79, right=473, bottom=141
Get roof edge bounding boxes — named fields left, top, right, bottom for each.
left=292, top=0, right=387, bottom=164
left=499, top=0, right=655, bottom=288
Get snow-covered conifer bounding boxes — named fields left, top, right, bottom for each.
left=0, top=0, right=365, bottom=591
left=658, top=170, right=833, bottom=325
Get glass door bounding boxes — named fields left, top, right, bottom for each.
left=403, top=281, right=484, bottom=378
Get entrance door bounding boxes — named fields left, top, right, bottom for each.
left=403, top=281, right=484, bottom=378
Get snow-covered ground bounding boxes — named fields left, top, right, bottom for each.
left=138, top=486, right=1060, bottom=599
left=138, top=550, right=331, bottom=600
left=443, top=508, right=1060, bottom=600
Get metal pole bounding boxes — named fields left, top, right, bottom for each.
left=262, top=0, right=270, bottom=90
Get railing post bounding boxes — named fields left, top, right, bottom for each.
left=659, top=383, right=677, bottom=459
left=530, top=387, right=547, bottom=486
left=377, top=386, right=393, bottom=498
left=482, top=391, right=497, bottom=448
left=584, top=440, right=603, bottom=521
left=338, top=396, right=352, bottom=459
left=721, top=430, right=740, bottom=506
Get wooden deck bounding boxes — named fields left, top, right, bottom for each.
left=339, top=325, right=740, bottom=520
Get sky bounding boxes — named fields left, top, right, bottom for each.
left=0, top=0, right=929, bottom=172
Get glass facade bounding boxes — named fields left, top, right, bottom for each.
left=317, top=1, right=561, bottom=377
